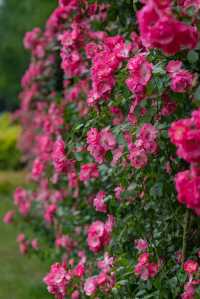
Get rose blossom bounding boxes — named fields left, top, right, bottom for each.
left=80, top=163, right=99, bottom=182
left=183, top=260, right=199, bottom=274
left=93, top=191, right=107, bottom=213
left=135, top=239, right=148, bottom=251
left=43, top=263, right=70, bottom=299
left=84, top=276, right=97, bottom=296
left=3, top=210, right=15, bottom=224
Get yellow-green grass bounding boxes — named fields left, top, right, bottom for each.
left=0, top=170, right=28, bottom=193
left=0, top=171, right=51, bottom=299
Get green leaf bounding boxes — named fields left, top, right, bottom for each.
left=187, top=50, right=199, bottom=64
left=194, top=85, right=200, bottom=101
left=153, top=65, right=166, bottom=75
left=150, top=183, right=163, bottom=198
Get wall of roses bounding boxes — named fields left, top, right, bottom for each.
left=4, top=0, right=200, bottom=298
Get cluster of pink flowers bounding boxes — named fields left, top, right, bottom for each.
left=84, top=253, right=115, bottom=296
left=43, top=262, right=70, bottom=299
left=87, top=127, right=117, bottom=164
left=126, top=54, right=153, bottom=98
left=181, top=260, right=200, bottom=299
left=79, top=163, right=99, bottom=182
left=134, top=239, right=160, bottom=281
left=137, top=0, right=198, bottom=55
left=166, top=60, right=194, bottom=93
left=3, top=210, right=15, bottom=224
left=44, top=255, right=87, bottom=299
left=44, top=203, right=57, bottom=224
left=87, top=35, right=131, bottom=106
left=169, top=109, right=200, bottom=164
left=84, top=271, right=115, bottom=296
left=55, top=234, right=75, bottom=251
left=126, top=123, right=158, bottom=169
left=87, top=216, right=115, bottom=253
left=169, top=109, right=200, bottom=214
left=175, top=167, right=200, bottom=215
left=13, top=187, right=31, bottom=217
left=179, top=0, right=200, bottom=14
left=52, top=139, right=68, bottom=173
left=93, top=191, right=107, bottom=213
left=134, top=239, right=148, bottom=252
left=31, top=158, right=44, bottom=180
left=17, top=233, right=39, bottom=255
left=8, top=0, right=200, bottom=297
left=23, top=27, right=47, bottom=59
left=134, top=252, right=160, bottom=281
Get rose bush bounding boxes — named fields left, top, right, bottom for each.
left=4, top=0, right=200, bottom=298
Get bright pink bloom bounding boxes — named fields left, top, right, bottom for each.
left=32, top=158, right=44, bottom=180
left=97, top=252, right=114, bottom=273
left=134, top=252, right=160, bottom=281
left=55, top=234, right=74, bottom=251
left=183, top=260, right=199, bottom=274
left=52, top=139, right=67, bottom=173
left=137, top=3, right=198, bottom=55
left=17, top=233, right=29, bottom=255
left=87, top=219, right=112, bottom=253
left=44, top=204, right=57, bottom=224
left=170, top=70, right=193, bottom=93
left=3, top=210, right=15, bottom=224
left=14, top=187, right=31, bottom=216
left=80, top=163, right=99, bottom=182
left=71, top=290, right=80, bottom=299
left=23, top=27, right=41, bottom=50
left=87, top=128, right=117, bottom=164
left=169, top=111, right=200, bottom=163
left=135, top=239, right=148, bottom=251
left=126, top=54, right=153, bottom=94
left=166, top=60, right=182, bottom=74
left=138, top=124, right=158, bottom=153
left=105, top=214, right=115, bottom=233
left=84, top=276, right=97, bottom=296
left=17, top=233, right=26, bottom=243
left=87, top=128, right=99, bottom=145
left=167, top=62, right=194, bottom=93
left=96, top=272, right=115, bottom=291
left=31, top=239, right=39, bottom=250
left=111, top=145, right=124, bottom=166
left=180, top=0, right=200, bottom=14
left=181, top=282, right=196, bottom=299
left=87, top=35, right=128, bottom=105
left=129, top=145, right=148, bottom=169
left=175, top=168, right=200, bottom=215
left=44, top=263, right=70, bottom=299
left=19, top=242, right=29, bottom=255
left=99, top=128, right=116, bottom=151
left=93, top=191, right=107, bottom=213
left=73, top=263, right=85, bottom=278
left=114, top=186, right=124, bottom=200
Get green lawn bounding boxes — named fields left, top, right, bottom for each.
left=0, top=171, right=52, bottom=299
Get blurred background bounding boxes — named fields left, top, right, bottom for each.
left=0, top=1, right=56, bottom=298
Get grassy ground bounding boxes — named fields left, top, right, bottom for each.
left=0, top=171, right=51, bottom=299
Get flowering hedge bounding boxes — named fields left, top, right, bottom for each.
left=4, top=0, right=200, bottom=298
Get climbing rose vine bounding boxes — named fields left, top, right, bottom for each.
left=4, top=0, right=200, bottom=297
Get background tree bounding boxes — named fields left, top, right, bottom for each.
left=0, top=0, right=56, bottom=111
